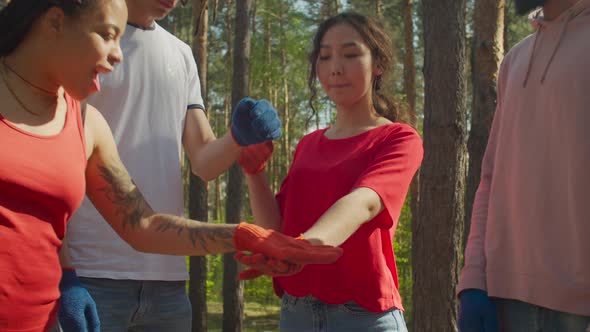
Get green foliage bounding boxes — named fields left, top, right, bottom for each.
left=394, top=197, right=413, bottom=328
left=159, top=3, right=196, bottom=44
left=207, top=301, right=280, bottom=331
left=244, top=276, right=281, bottom=307
left=206, top=254, right=224, bottom=301
left=504, top=2, right=534, bottom=51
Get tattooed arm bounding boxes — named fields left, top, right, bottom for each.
left=82, top=105, right=237, bottom=255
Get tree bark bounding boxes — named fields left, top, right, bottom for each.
left=465, top=0, right=504, bottom=248
left=402, top=0, right=420, bottom=248
left=376, top=0, right=383, bottom=16
left=320, top=0, right=339, bottom=20
left=222, top=1, right=252, bottom=331
left=279, top=0, right=290, bottom=179
left=413, top=0, right=468, bottom=331
left=188, top=3, right=210, bottom=331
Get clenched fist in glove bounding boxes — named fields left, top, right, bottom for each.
left=58, top=268, right=100, bottom=332
left=231, top=98, right=282, bottom=146
left=232, top=223, right=343, bottom=272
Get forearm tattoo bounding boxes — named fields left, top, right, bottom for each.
left=97, top=163, right=153, bottom=229
left=154, top=219, right=235, bottom=253
left=97, top=160, right=234, bottom=252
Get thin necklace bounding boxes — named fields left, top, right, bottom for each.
left=1, top=65, right=47, bottom=117
left=2, top=58, right=57, bottom=95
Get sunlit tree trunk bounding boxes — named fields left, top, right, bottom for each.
left=465, top=0, right=504, bottom=248
left=222, top=1, right=252, bottom=331
left=402, top=0, right=420, bottom=247
left=375, top=0, right=383, bottom=16
left=188, top=2, right=209, bottom=331
left=413, top=0, right=468, bottom=331
left=263, top=0, right=277, bottom=192
left=279, top=0, right=290, bottom=181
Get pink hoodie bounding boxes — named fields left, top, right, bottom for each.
left=459, top=0, right=590, bottom=316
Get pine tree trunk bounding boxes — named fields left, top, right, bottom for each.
left=413, top=0, right=468, bottom=331
left=210, top=101, right=220, bottom=222
left=222, top=1, right=252, bottom=331
left=188, top=3, right=209, bottom=331
left=321, top=0, right=338, bottom=20
left=465, top=0, right=504, bottom=248
left=375, top=0, right=383, bottom=16
left=279, top=0, right=290, bottom=178
left=402, top=0, right=420, bottom=248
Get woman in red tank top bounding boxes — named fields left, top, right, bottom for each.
left=0, top=2, right=341, bottom=331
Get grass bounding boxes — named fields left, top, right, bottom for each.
left=206, top=301, right=280, bottom=332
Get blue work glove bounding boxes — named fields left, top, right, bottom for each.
left=58, top=269, right=100, bottom=332
left=458, top=289, right=498, bottom=332
left=231, top=97, right=282, bottom=146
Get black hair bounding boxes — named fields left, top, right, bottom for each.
left=0, top=0, right=95, bottom=56
left=308, top=12, right=408, bottom=123
left=513, top=0, right=546, bottom=16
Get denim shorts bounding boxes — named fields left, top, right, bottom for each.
left=79, top=277, right=191, bottom=332
left=279, top=292, right=408, bottom=332
left=494, top=298, right=590, bottom=332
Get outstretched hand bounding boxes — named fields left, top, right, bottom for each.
left=232, top=222, right=343, bottom=266
left=231, top=98, right=282, bottom=146
left=234, top=251, right=302, bottom=280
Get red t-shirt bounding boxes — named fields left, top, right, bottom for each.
left=274, top=123, right=423, bottom=313
left=0, top=94, right=86, bottom=332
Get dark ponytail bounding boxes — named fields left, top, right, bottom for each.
left=373, top=72, right=411, bottom=124
left=0, top=0, right=93, bottom=56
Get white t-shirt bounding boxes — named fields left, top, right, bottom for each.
left=67, top=23, right=204, bottom=280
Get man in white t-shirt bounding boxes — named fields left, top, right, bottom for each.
left=64, top=0, right=281, bottom=330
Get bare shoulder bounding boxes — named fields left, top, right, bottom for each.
left=83, top=104, right=115, bottom=160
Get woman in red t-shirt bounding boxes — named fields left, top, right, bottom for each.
left=238, top=12, right=423, bottom=331
left=0, top=2, right=341, bottom=331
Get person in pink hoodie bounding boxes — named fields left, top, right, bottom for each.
left=458, top=0, right=590, bottom=331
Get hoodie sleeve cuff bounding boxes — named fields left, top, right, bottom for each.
left=457, top=265, right=487, bottom=297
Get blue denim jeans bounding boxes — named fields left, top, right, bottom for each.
left=494, top=298, right=590, bottom=332
left=279, top=292, right=408, bottom=332
left=79, top=278, right=191, bottom=332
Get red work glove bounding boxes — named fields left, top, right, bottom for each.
left=234, top=251, right=302, bottom=280
left=238, top=141, right=273, bottom=175
left=232, top=223, right=343, bottom=265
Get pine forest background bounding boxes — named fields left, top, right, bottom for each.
left=0, top=0, right=534, bottom=331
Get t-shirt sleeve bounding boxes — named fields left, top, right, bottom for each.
left=354, top=124, right=423, bottom=229
left=184, top=46, right=205, bottom=111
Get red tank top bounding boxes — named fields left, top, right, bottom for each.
left=0, top=94, right=86, bottom=332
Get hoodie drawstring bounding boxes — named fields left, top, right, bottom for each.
left=523, top=9, right=577, bottom=87
left=522, top=30, right=540, bottom=87
left=540, top=12, right=574, bottom=83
